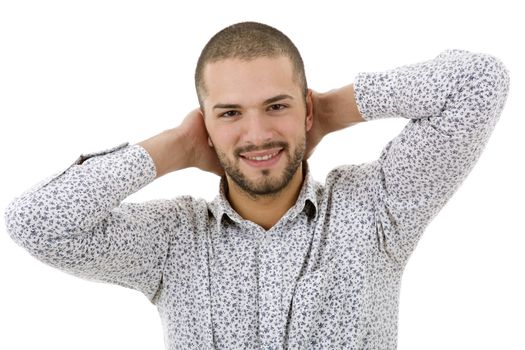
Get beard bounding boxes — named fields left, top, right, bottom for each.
left=215, top=136, right=306, bottom=198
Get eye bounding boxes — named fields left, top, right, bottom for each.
left=220, top=110, right=240, bottom=118
left=268, top=104, right=287, bottom=111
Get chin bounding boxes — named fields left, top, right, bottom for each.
left=235, top=165, right=301, bottom=197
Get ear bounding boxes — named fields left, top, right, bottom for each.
left=305, top=89, right=314, bottom=132
left=199, top=107, right=214, bottom=147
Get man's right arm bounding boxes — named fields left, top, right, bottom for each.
left=138, top=108, right=224, bottom=178
left=4, top=108, right=220, bottom=304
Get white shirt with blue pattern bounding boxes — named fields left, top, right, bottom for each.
left=5, top=49, right=510, bottom=349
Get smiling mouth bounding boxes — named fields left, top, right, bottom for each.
left=241, top=150, right=281, bottom=161
left=238, top=148, right=284, bottom=168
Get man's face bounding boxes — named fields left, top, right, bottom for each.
left=201, top=56, right=313, bottom=197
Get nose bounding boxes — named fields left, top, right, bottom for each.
left=240, top=110, right=275, bottom=146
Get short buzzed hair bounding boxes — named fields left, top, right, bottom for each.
left=194, top=21, right=308, bottom=110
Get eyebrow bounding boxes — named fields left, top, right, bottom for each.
left=212, top=94, right=294, bottom=110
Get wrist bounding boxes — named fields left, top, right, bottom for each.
left=137, top=127, right=190, bottom=178
left=322, top=84, right=364, bottom=131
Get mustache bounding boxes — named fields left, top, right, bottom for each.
left=234, top=141, right=288, bottom=157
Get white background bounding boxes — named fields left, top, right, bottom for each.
left=1, top=0, right=523, bottom=349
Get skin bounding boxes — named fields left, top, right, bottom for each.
left=137, top=55, right=365, bottom=230
left=200, top=56, right=313, bottom=229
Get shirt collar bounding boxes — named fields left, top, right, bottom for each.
left=208, top=161, right=320, bottom=225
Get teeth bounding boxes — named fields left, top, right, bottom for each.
left=246, top=151, right=279, bottom=161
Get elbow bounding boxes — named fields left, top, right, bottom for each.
left=432, top=50, right=511, bottom=138
left=494, top=57, right=510, bottom=99
left=4, top=196, right=90, bottom=272
left=481, top=53, right=511, bottom=121
left=457, top=51, right=511, bottom=124
left=446, top=49, right=510, bottom=93
left=4, top=195, right=76, bottom=268
left=4, top=196, right=39, bottom=250
left=484, top=53, right=510, bottom=94
left=5, top=196, right=25, bottom=245
left=4, top=194, right=58, bottom=254
left=491, top=55, right=510, bottom=83
left=469, top=51, right=511, bottom=99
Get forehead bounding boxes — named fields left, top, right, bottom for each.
left=202, top=56, right=300, bottom=106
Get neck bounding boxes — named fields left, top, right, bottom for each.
left=226, top=164, right=305, bottom=230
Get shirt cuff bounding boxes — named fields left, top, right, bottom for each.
left=353, top=69, right=399, bottom=121
left=24, top=142, right=157, bottom=195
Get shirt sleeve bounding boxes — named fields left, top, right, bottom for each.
left=4, top=142, right=172, bottom=304
left=353, top=49, right=510, bottom=266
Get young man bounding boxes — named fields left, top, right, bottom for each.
left=5, top=21, right=510, bottom=349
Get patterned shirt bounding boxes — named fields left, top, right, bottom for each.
left=4, top=49, right=510, bottom=349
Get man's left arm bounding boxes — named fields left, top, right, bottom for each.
left=312, top=49, right=510, bottom=266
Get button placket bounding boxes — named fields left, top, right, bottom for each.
left=257, top=231, right=284, bottom=349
